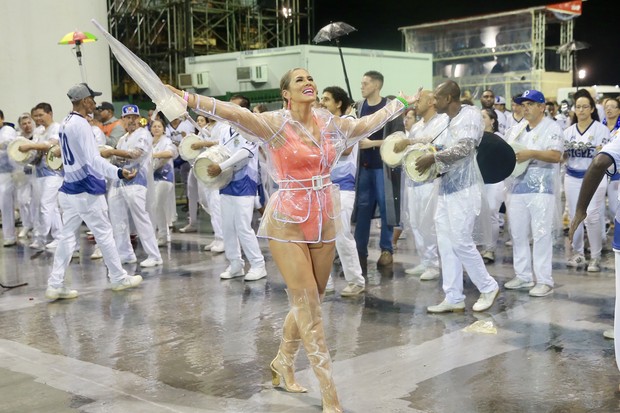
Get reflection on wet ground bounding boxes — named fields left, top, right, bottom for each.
left=0, top=220, right=619, bottom=412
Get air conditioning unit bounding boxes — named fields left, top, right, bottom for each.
left=236, top=65, right=268, bottom=83
left=177, top=71, right=210, bottom=88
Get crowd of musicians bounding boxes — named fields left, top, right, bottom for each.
left=0, top=74, right=619, bottom=306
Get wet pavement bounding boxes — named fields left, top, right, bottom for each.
left=1, top=218, right=619, bottom=413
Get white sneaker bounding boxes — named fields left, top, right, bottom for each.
left=427, top=299, right=466, bottom=313
left=203, top=240, right=215, bottom=251
left=505, top=239, right=513, bottom=247
left=29, top=240, right=45, bottom=250
left=18, top=227, right=30, bottom=238
left=157, top=238, right=168, bottom=247
left=3, top=239, right=16, bottom=247
left=90, top=246, right=103, bottom=260
left=140, top=257, right=163, bottom=268
left=405, top=264, right=426, bottom=276
left=567, top=254, right=586, bottom=268
left=420, top=267, right=440, bottom=281
left=482, top=250, right=495, bottom=264
left=472, top=288, right=499, bottom=312
left=340, top=283, right=365, bottom=296
left=179, top=224, right=197, bottom=233
left=210, top=240, right=225, bottom=253
left=604, top=329, right=614, bottom=339
left=110, top=275, right=143, bottom=291
left=529, top=283, right=553, bottom=297
left=121, top=256, right=138, bottom=264
left=244, top=266, right=267, bottom=281
left=587, top=258, right=601, bottom=272
left=220, top=265, right=244, bottom=279
left=504, top=276, right=535, bottom=290
left=325, top=276, right=335, bottom=293
left=46, top=286, right=78, bottom=300
left=45, top=240, right=59, bottom=249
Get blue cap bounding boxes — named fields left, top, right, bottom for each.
left=121, top=104, right=140, bottom=117
left=495, top=96, right=506, bottom=105
left=514, top=90, right=545, bottom=104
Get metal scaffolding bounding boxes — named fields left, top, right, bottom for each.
left=399, top=6, right=576, bottom=99
left=106, top=0, right=312, bottom=99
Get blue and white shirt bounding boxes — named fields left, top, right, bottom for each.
left=506, top=117, right=563, bottom=194
left=34, top=122, right=63, bottom=178
left=212, top=122, right=259, bottom=197
left=58, top=112, right=120, bottom=195
left=0, top=124, right=17, bottom=174
left=113, top=127, right=151, bottom=187
left=153, top=136, right=177, bottom=183
left=563, top=120, right=610, bottom=179
left=331, top=115, right=358, bottom=191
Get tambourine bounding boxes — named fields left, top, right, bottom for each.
left=380, top=131, right=408, bottom=167
left=509, top=142, right=530, bottom=178
left=45, top=145, right=63, bottom=171
left=7, top=137, right=37, bottom=165
left=193, top=145, right=233, bottom=189
left=179, top=133, right=203, bottom=161
left=402, top=143, right=437, bottom=182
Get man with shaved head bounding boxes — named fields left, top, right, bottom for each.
left=394, top=90, right=445, bottom=281
left=416, top=80, right=500, bottom=313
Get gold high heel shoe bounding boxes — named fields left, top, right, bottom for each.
left=270, top=310, right=308, bottom=393
left=270, top=352, right=307, bottom=393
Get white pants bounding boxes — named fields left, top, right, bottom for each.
left=15, top=173, right=34, bottom=229
left=507, top=192, right=555, bottom=286
left=108, top=185, right=161, bottom=261
left=484, top=182, right=504, bottom=252
left=187, top=168, right=199, bottom=226
left=32, top=175, right=63, bottom=243
left=565, top=174, right=607, bottom=259
left=334, top=190, right=365, bottom=286
left=0, top=173, right=15, bottom=242
left=198, top=182, right=223, bottom=240
left=48, top=192, right=128, bottom=287
left=154, top=180, right=175, bottom=240
left=436, top=187, right=498, bottom=304
left=221, top=194, right=264, bottom=268
left=406, top=183, right=439, bottom=270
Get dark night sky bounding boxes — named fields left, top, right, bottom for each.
left=312, top=0, right=619, bottom=85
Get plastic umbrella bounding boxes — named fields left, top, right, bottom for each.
left=91, top=19, right=188, bottom=122
left=313, top=22, right=357, bottom=99
left=58, top=31, right=97, bottom=82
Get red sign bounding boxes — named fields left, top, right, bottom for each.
left=546, top=1, right=583, bottom=15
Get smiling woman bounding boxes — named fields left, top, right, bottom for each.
left=168, top=67, right=419, bottom=413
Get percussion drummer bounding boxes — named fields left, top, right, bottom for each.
left=503, top=89, right=563, bottom=297
left=23, top=103, right=64, bottom=250
left=393, top=90, right=446, bottom=281
left=207, top=95, right=267, bottom=281
left=0, top=109, right=17, bottom=247
left=178, top=114, right=215, bottom=234
left=103, top=104, right=163, bottom=268
left=14, top=113, right=36, bottom=239
left=416, top=81, right=500, bottom=314
left=150, top=119, right=178, bottom=246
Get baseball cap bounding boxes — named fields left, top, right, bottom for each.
left=67, top=83, right=102, bottom=102
left=514, top=90, right=545, bottom=104
left=495, top=96, right=506, bottom=105
left=97, top=102, right=115, bottom=112
left=121, top=104, right=140, bottom=117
